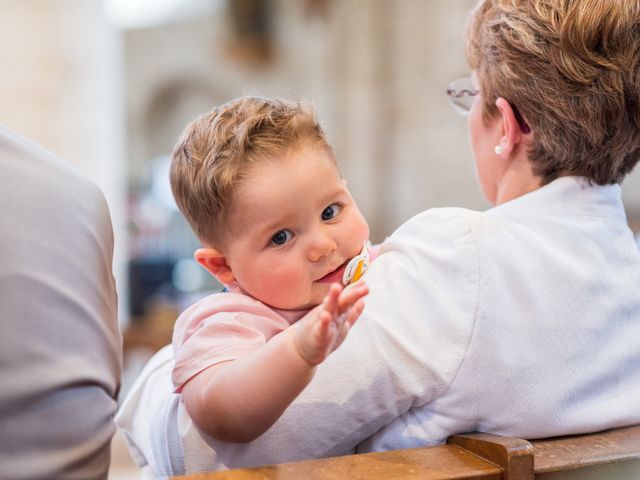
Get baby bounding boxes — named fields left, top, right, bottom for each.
left=169, top=96, right=374, bottom=442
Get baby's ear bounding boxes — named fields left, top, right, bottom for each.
left=194, top=248, right=235, bottom=285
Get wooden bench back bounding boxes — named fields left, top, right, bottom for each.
left=531, top=425, right=640, bottom=480
left=176, top=424, right=640, bottom=479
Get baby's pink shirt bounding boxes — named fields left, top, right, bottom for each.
left=171, top=286, right=308, bottom=392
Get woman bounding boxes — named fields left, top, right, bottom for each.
left=118, top=0, right=640, bottom=475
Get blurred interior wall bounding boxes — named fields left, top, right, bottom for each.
left=0, top=0, right=128, bottom=325
left=124, top=0, right=485, bottom=244
left=329, top=0, right=485, bottom=237
left=124, top=0, right=640, bottom=241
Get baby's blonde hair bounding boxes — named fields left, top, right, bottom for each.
left=466, top=0, right=640, bottom=185
left=170, top=96, right=334, bottom=246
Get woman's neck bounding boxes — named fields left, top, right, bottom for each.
left=493, top=157, right=542, bottom=205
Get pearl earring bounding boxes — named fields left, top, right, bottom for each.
left=494, top=145, right=502, bottom=155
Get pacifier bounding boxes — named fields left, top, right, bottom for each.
left=342, top=241, right=371, bottom=285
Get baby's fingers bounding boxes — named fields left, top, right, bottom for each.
left=342, top=299, right=365, bottom=331
left=314, top=310, right=331, bottom=339
left=333, top=319, right=351, bottom=347
left=330, top=299, right=365, bottom=350
left=338, top=282, right=369, bottom=311
left=322, top=283, right=342, bottom=314
left=304, top=310, right=336, bottom=364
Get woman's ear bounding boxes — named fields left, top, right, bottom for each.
left=194, top=248, right=235, bottom=285
left=494, top=97, right=523, bottom=159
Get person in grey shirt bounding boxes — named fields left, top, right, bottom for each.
left=0, top=125, right=121, bottom=479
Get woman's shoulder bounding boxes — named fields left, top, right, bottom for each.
left=371, top=207, right=484, bottom=297
left=384, top=207, right=486, bottom=250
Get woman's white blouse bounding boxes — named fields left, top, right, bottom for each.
left=117, top=176, right=640, bottom=476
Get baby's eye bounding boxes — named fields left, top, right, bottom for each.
left=321, top=203, right=342, bottom=221
left=270, top=229, right=293, bottom=246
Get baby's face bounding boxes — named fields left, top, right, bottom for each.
left=222, top=146, right=369, bottom=310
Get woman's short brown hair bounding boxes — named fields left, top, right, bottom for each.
left=170, top=96, right=333, bottom=246
left=466, top=0, right=640, bottom=185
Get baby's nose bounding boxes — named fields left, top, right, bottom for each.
left=307, top=232, right=337, bottom=262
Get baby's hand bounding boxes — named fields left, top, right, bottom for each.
left=294, top=282, right=369, bottom=366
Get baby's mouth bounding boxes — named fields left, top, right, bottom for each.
left=317, top=260, right=349, bottom=284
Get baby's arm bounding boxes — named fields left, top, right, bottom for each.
left=180, top=282, right=369, bottom=443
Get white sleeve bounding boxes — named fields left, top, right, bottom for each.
left=118, top=208, right=479, bottom=474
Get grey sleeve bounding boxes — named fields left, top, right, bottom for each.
left=0, top=125, right=122, bottom=480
